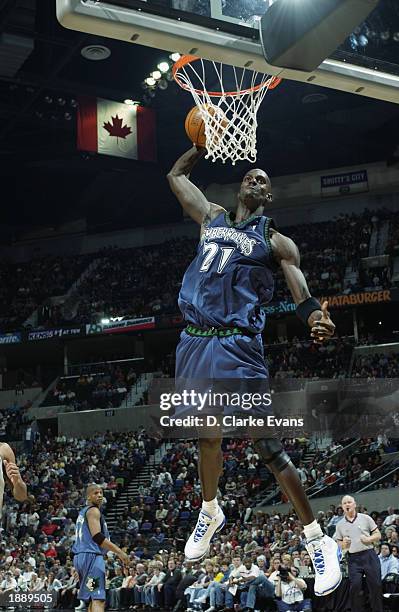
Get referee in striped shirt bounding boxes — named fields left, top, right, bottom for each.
left=335, top=495, right=382, bottom=612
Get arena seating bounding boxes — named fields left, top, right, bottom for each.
left=0, top=254, right=92, bottom=332
left=41, top=361, right=138, bottom=410
left=1, top=208, right=396, bottom=332
left=3, top=431, right=398, bottom=610
left=352, top=352, right=399, bottom=378
left=72, top=211, right=384, bottom=323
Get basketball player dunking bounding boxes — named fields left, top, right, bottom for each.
left=72, top=484, right=129, bottom=612
left=167, top=146, right=342, bottom=597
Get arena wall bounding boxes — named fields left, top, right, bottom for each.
left=258, top=487, right=399, bottom=515
left=0, top=387, right=41, bottom=410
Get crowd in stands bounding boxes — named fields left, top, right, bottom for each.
left=73, top=211, right=381, bottom=324
left=1, top=432, right=399, bottom=610
left=42, top=362, right=138, bottom=411
left=156, top=338, right=399, bottom=381
left=73, top=240, right=191, bottom=324
left=267, top=337, right=354, bottom=380
left=0, top=255, right=92, bottom=332
left=273, top=211, right=374, bottom=301
left=87, top=433, right=399, bottom=611
left=1, top=430, right=156, bottom=606
left=359, top=265, right=392, bottom=291
left=292, top=437, right=399, bottom=501
left=352, top=351, right=399, bottom=378
left=1, top=207, right=397, bottom=332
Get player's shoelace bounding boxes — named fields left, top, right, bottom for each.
left=193, top=512, right=212, bottom=542
left=309, top=541, right=326, bottom=575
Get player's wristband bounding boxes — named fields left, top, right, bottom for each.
left=296, top=297, right=321, bottom=326
left=92, top=532, right=106, bottom=545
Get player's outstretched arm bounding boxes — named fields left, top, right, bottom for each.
left=167, top=146, right=226, bottom=229
left=270, top=230, right=335, bottom=343
left=86, top=507, right=130, bottom=566
left=2, top=444, right=27, bottom=502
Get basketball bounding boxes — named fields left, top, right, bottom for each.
left=185, top=105, right=228, bottom=148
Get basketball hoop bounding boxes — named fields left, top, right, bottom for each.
left=173, top=55, right=282, bottom=165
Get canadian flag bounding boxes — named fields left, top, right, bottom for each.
left=77, top=96, right=156, bottom=162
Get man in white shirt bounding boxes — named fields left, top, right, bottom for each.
left=27, top=510, right=40, bottom=532
left=0, top=572, right=17, bottom=593
left=275, top=566, right=309, bottom=611
left=223, top=556, right=246, bottom=611
left=13, top=568, right=28, bottom=592
left=240, top=557, right=275, bottom=611
left=22, top=561, right=35, bottom=585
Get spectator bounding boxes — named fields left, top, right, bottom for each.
left=0, top=571, right=17, bottom=594
left=379, top=543, right=399, bottom=579
left=383, top=507, right=399, bottom=528
left=275, top=565, right=310, bottom=611
left=158, top=559, right=182, bottom=609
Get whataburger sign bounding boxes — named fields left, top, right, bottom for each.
left=318, top=289, right=393, bottom=308
left=264, top=289, right=396, bottom=317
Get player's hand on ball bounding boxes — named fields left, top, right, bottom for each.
left=4, top=460, right=22, bottom=485
left=310, top=301, right=335, bottom=344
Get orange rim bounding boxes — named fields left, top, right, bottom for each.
left=172, top=54, right=282, bottom=98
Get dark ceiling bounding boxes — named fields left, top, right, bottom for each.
left=0, top=0, right=398, bottom=235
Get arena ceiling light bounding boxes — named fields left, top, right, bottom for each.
left=158, top=61, right=170, bottom=73
left=141, top=53, right=181, bottom=105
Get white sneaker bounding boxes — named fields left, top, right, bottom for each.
left=185, top=507, right=225, bottom=561
left=74, top=603, right=86, bottom=612
left=306, top=534, right=342, bottom=596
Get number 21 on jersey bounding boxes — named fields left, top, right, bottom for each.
left=200, top=242, right=234, bottom=274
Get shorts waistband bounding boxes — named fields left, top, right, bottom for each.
left=348, top=549, right=374, bottom=556
left=185, top=324, right=255, bottom=338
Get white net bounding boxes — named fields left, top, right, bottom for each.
left=173, top=56, right=281, bottom=165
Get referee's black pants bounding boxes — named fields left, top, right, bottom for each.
left=348, top=549, right=383, bottom=612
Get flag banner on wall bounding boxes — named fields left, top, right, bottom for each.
left=77, top=96, right=156, bottom=161
left=321, top=170, right=368, bottom=197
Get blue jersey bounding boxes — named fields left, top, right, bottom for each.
left=179, top=212, right=275, bottom=333
left=72, top=505, right=109, bottom=555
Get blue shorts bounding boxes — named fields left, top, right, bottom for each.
left=174, top=331, right=271, bottom=422
left=176, top=330, right=268, bottom=380
left=74, top=553, right=106, bottom=601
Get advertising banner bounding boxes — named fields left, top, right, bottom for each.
left=265, top=289, right=396, bottom=316
left=86, top=316, right=155, bottom=335
left=27, top=327, right=83, bottom=341
left=0, top=332, right=22, bottom=345
left=321, top=170, right=368, bottom=197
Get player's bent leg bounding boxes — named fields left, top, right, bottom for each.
left=185, top=438, right=225, bottom=562
left=253, top=438, right=342, bottom=597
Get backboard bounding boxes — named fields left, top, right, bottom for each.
left=57, top=0, right=399, bottom=104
